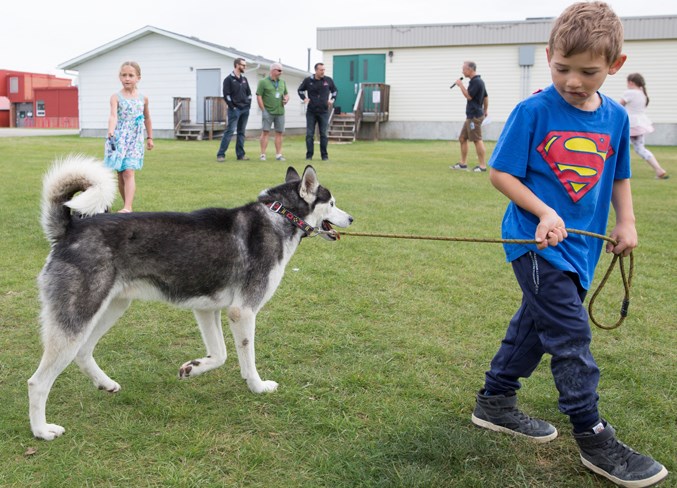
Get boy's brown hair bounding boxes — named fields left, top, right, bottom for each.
left=549, top=1, right=624, bottom=65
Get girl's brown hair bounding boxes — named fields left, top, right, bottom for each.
left=627, top=73, right=649, bottom=106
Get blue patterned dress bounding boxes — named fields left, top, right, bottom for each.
left=104, top=92, right=146, bottom=171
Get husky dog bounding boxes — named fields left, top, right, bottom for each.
left=28, top=155, right=353, bottom=440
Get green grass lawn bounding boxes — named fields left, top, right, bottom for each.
left=0, top=135, right=674, bottom=487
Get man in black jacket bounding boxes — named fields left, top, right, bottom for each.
left=217, top=58, right=252, bottom=162
left=298, top=63, right=338, bottom=161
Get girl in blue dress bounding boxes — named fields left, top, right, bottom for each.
left=104, top=61, right=153, bottom=212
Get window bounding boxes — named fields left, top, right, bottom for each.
left=36, top=100, right=45, bottom=117
left=9, top=77, right=19, bottom=93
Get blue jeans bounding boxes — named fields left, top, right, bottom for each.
left=217, top=107, right=249, bottom=159
left=305, top=111, right=329, bottom=159
left=484, top=252, right=600, bottom=428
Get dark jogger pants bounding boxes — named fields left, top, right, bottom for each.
left=484, top=251, right=600, bottom=427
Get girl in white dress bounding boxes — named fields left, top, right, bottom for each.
left=620, top=73, right=668, bottom=179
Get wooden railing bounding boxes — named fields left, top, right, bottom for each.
left=354, top=89, right=364, bottom=137
left=357, top=83, right=390, bottom=115
left=173, top=97, right=191, bottom=134
left=203, top=97, right=227, bottom=140
left=353, top=83, right=390, bottom=140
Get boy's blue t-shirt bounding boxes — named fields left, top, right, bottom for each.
left=489, top=84, right=631, bottom=290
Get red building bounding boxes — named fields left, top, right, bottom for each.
left=0, top=70, right=79, bottom=128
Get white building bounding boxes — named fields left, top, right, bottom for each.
left=59, top=26, right=310, bottom=139
left=318, top=15, right=677, bottom=144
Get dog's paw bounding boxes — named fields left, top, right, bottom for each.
left=33, top=423, right=65, bottom=441
left=179, top=356, right=226, bottom=379
left=178, top=359, right=201, bottom=379
left=248, top=379, right=278, bottom=393
left=96, top=379, right=121, bottom=393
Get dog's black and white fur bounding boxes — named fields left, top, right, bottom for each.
left=28, top=155, right=353, bottom=440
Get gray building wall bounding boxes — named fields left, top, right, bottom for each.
left=319, top=16, right=677, bottom=144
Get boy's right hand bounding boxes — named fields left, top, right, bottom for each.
left=535, top=211, right=567, bottom=249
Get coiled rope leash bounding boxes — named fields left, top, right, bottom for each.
left=338, top=229, right=633, bottom=330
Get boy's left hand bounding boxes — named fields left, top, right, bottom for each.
left=535, top=211, right=567, bottom=249
left=146, top=139, right=154, bottom=150
left=607, top=222, right=638, bottom=257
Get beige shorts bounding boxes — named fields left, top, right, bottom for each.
left=459, top=116, right=484, bottom=143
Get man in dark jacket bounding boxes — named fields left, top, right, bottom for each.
left=297, top=63, right=338, bottom=161
left=217, top=58, right=252, bottom=162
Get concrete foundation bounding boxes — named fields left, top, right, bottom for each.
left=358, top=121, right=676, bottom=145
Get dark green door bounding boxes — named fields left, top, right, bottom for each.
left=333, top=54, right=385, bottom=113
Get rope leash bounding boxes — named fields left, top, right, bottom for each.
left=337, top=228, right=633, bottom=330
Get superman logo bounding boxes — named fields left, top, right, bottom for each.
left=537, top=131, right=613, bottom=203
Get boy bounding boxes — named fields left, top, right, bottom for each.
left=472, top=2, right=668, bottom=487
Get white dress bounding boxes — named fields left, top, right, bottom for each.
left=621, top=89, right=654, bottom=137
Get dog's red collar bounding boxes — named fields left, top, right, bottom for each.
left=267, top=201, right=317, bottom=237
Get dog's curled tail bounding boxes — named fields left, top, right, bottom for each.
left=41, top=154, right=117, bottom=243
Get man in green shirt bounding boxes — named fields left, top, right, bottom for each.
left=256, top=63, right=289, bottom=161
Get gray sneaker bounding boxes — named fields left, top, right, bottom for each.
left=471, top=390, right=558, bottom=443
left=450, top=163, right=468, bottom=170
left=574, top=421, right=668, bottom=487
left=275, top=155, right=286, bottom=161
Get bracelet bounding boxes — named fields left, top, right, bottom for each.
left=147, top=137, right=153, bottom=139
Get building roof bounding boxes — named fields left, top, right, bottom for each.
left=317, top=15, right=677, bottom=50
left=58, top=25, right=308, bottom=76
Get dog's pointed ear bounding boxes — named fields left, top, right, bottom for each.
left=299, top=165, right=319, bottom=201
left=285, top=166, right=300, bottom=182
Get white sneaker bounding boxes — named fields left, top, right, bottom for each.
left=260, top=154, right=266, bottom=161
left=275, top=154, right=286, bottom=161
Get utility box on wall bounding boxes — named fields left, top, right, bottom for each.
left=518, top=45, right=536, bottom=67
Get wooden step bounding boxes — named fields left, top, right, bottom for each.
left=328, top=137, right=355, bottom=143
left=175, top=121, right=204, bottom=140
left=328, top=113, right=356, bottom=142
